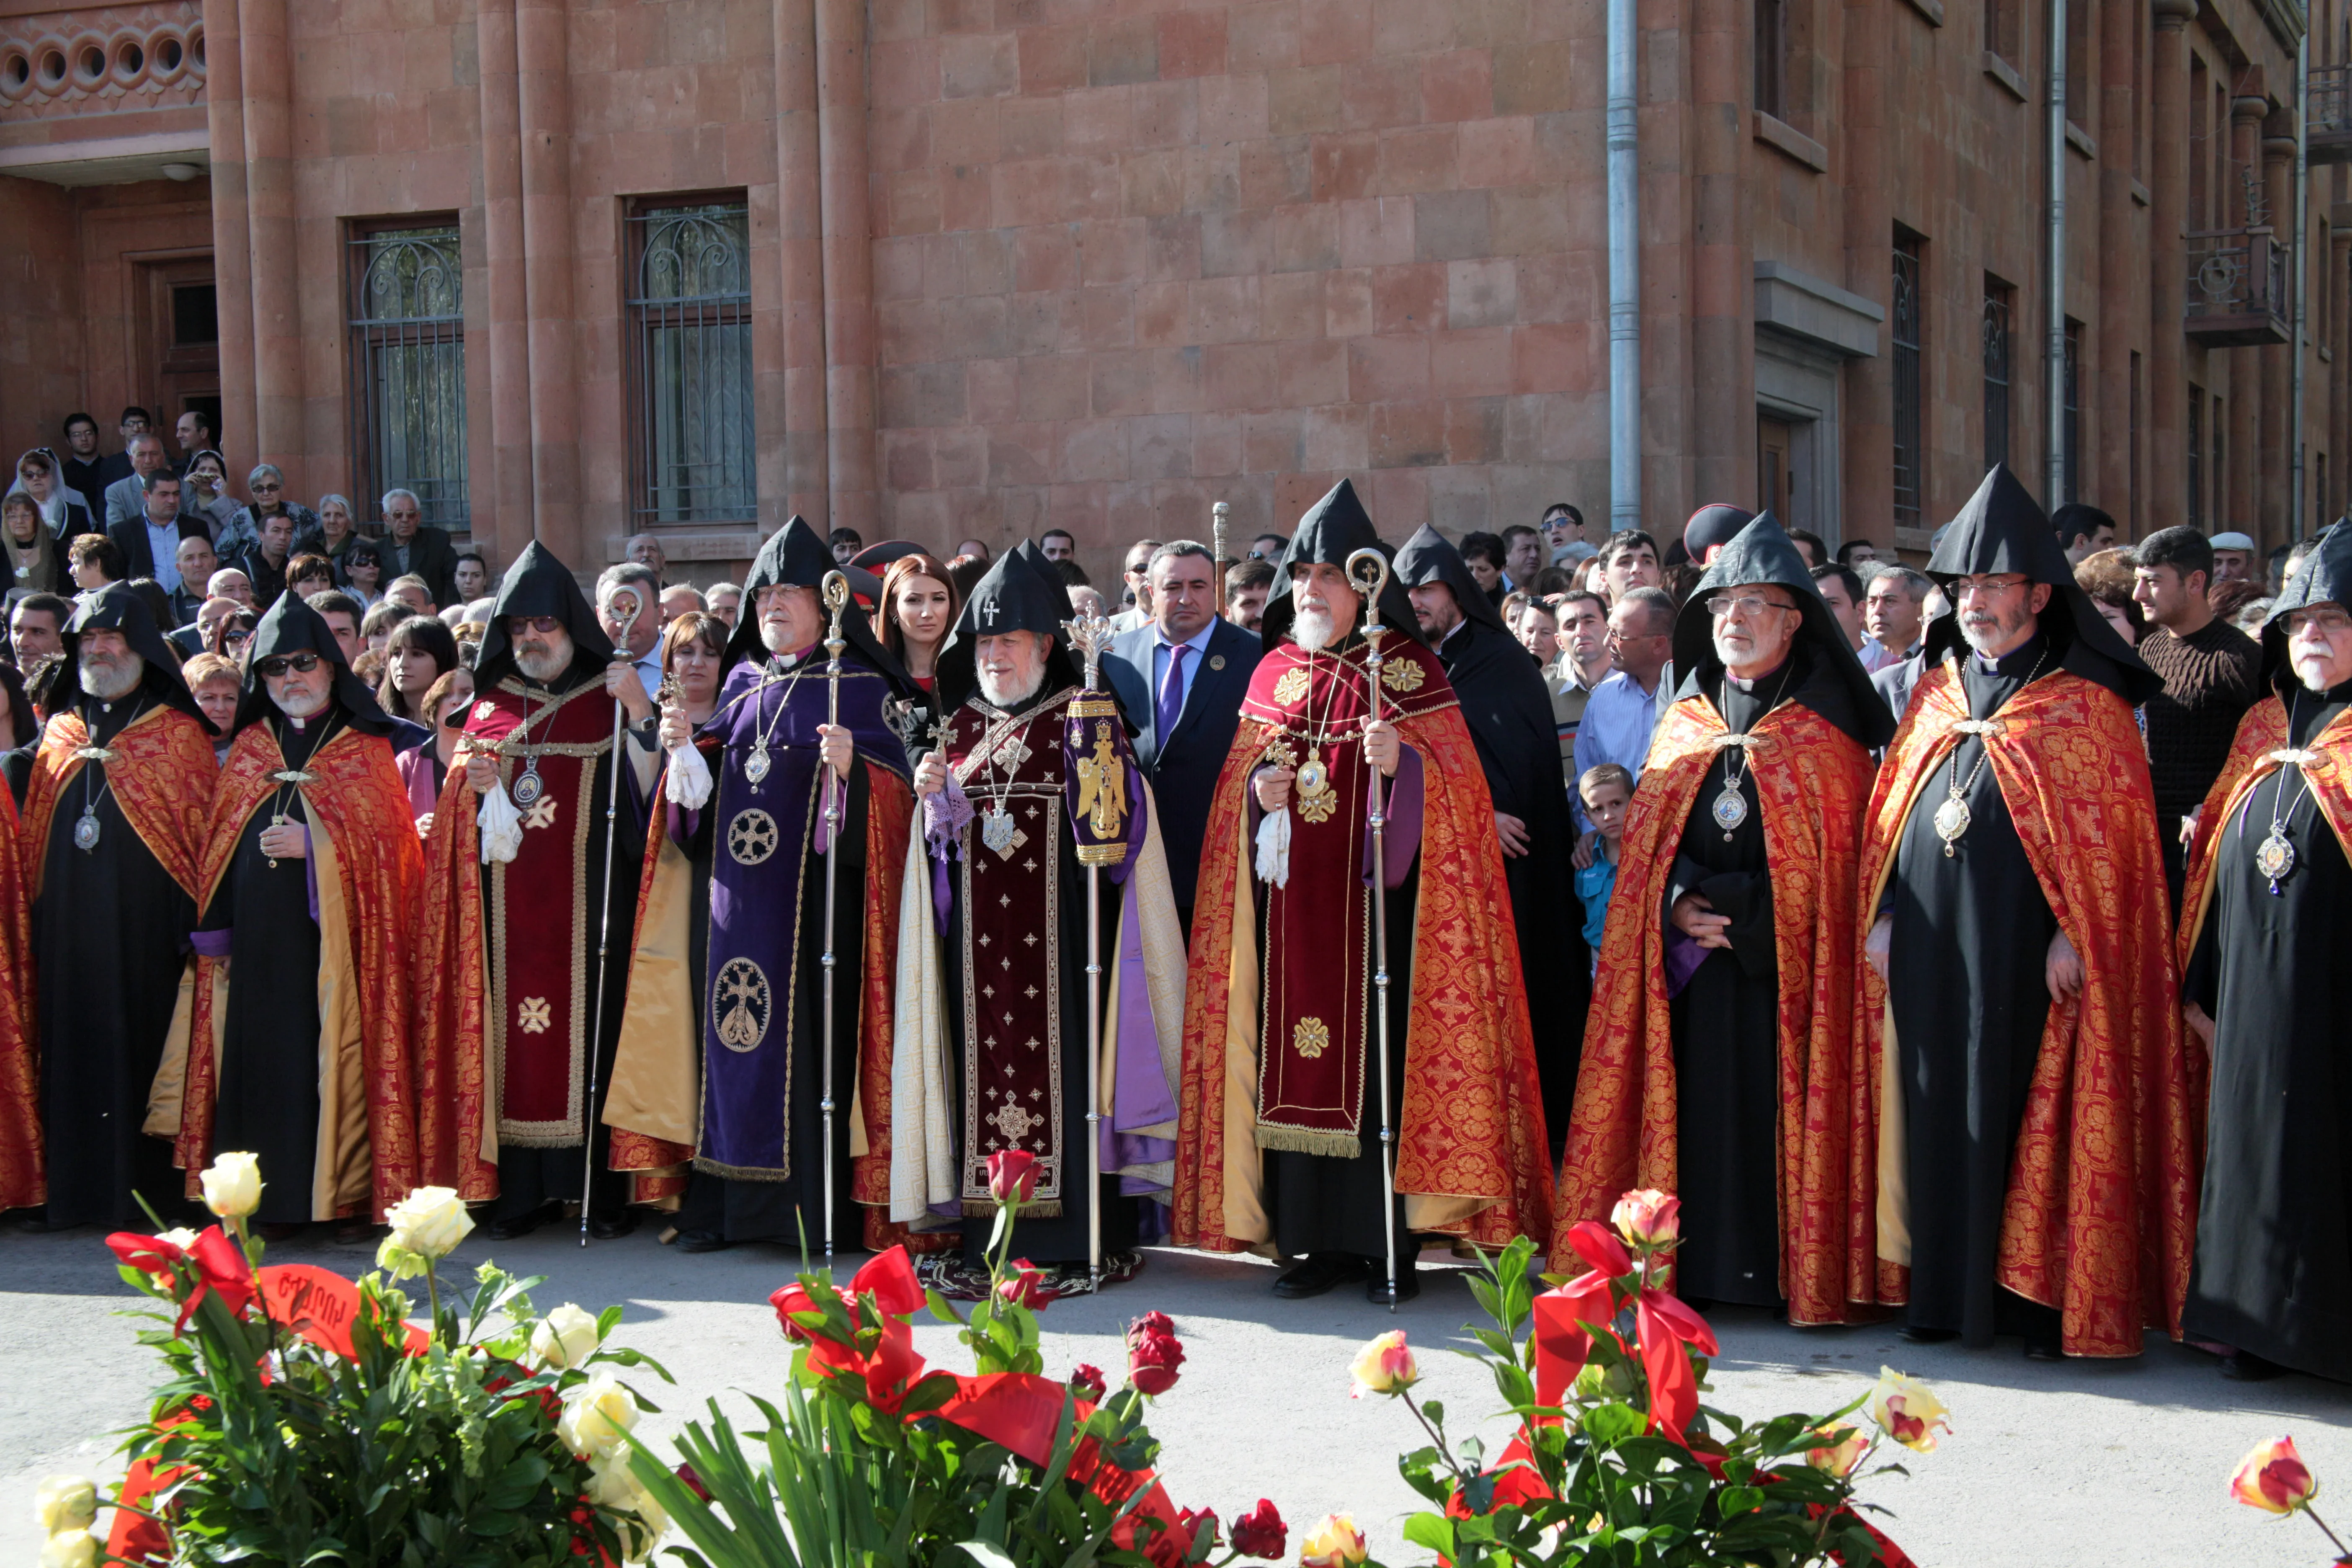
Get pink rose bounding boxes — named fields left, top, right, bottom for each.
left=2230, top=1436, right=2318, bottom=1515
left=1611, top=1188, right=1681, bottom=1249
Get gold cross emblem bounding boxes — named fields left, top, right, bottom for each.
left=518, top=996, right=553, bottom=1034
left=524, top=795, right=560, bottom=831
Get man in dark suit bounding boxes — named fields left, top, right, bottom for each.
left=105, top=471, right=209, bottom=591
left=379, top=487, right=460, bottom=607
left=1102, top=539, right=1264, bottom=936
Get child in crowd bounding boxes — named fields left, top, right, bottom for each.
left=1576, top=763, right=1634, bottom=972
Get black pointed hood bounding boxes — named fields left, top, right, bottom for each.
left=1669, top=511, right=1894, bottom=749
left=934, top=540, right=1080, bottom=712
left=1393, top=524, right=1506, bottom=635
left=1681, top=503, right=1756, bottom=565
left=2261, top=521, right=2352, bottom=689
left=61, top=583, right=207, bottom=728
left=230, top=592, right=398, bottom=738
left=1922, top=464, right=2159, bottom=705
left=1260, top=479, right=1422, bottom=652
left=472, top=540, right=614, bottom=690
left=723, top=516, right=905, bottom=685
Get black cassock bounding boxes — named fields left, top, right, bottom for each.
left=196, top=715, right=330, bottom=1228
left=1435, top=618, right=1585, bottom=1150
left=1885, top=641, right=2064, bottom=1346
left=36, top=698, right=198, bottom=1229
left=2183, top=682, right=2352, bottom=1380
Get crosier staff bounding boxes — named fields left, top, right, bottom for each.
left=1345, top=545, right=1402, bottom=1311
left=818, top=570, right=851, bottom=1266
left=1063, top=607, right=1120, bottom=1288
left=580, top=588, right=648, bottom=1247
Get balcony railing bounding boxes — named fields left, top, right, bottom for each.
left=2184, top=227, right=2291, bottom=346
left=2312, top=64, right=2352, bottom=165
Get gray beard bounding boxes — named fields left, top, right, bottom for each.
left=80, top=655, right=142, bottom=701
left=277, top=686, right=330, bottom=720
left=1292, top=608, right=1338, bottom=652
left=978, top=665, right=1045, bottom=709
left=514, top=645, right=569, bottom=683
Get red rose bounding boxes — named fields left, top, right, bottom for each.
left=997, top=1258, right=1055, bottom=1311
left=1127, top=1328, right=1185, bottom=1395
left=676, top=1462, right=713, bottom=1502
left=986, top=1149, right=1039, bottom=1205
left=1230, top=1498, right=1287, bottom=1560
left=1178, top=1507, right=1219, bottom=1553
left=1069, top=1364, right=1108, bottom=1400
left=1131, top=1310, right=1176, bottom=1339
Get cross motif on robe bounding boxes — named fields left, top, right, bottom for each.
left=1022, top=932, right=1039, bottom=946
left=981, top=600, right=1000, bottom=627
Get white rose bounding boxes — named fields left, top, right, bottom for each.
left=34, top=1476, right=97, bottom=1534
left=200, top=1152, right=263, bottom=1219
left=531, top=1303, right=602, bottom=1370
left=556, top=1371, right=640, bottom=1461
left=585, top=1453, right=642, bottom=1511
left=39, top=1532, right=96, bottom=1568
left=622, top=1491, right=668, bottom=1563
left=158, top=1228, right=200, bottom=1251
left=379, top=1186, right=474, bottom=1267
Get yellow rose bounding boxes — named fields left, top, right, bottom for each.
left=1297, top=1512, right=1366, bottom=1568
left=39, top=1532, right=96, bottom=1568
left=557, top=1371, right=642, bottom=1461
left=35, top=1476, right=97, bottom=1534
left=531, top=1303, right=603, bottom=1370
left=1348, top=1330, right=1419, bottom=1398
left=201, top=1152, right=263, bottom=1220
left=1804, top=1424, right=1868, bottom=1478
left=1609, top=1188, right=1681, bottom=1248
left=586, top=1453, right=644, bottom=1511
left=1865, top=1367, right=1950, bottom=1453
left=2229, top=1436, right=2318, bottom=1514
left=379, top=1186, right=475, bottom=1275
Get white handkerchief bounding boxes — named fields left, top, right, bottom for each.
left=1254, top=805, right=1291, bottom=888
left=665, top=742, right=713, bottom=807
left=477, top=783, right=523, bottom=864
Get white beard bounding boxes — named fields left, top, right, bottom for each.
left=1292, top=607, right=1338, bottom=652
left=277, top=684, right=330, bottom=720
left=2298, top=659, right=2336, bottom=694
left=80, top=655, right=142, bottom=701
left=978, top=663, right=1045, bottom=709
left=514, top=643, right=570, bottom=683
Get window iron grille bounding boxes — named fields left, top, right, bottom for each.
left=347, top=224, right=468, bottom=531
left=627, top=202, right=756, bottom=526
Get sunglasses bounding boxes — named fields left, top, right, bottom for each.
left=506, top=615, right=562, bottom=635
left=254, top=651, right=322, bottom=677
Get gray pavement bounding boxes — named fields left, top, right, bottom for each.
left=5, top=1225, right=2350, bottom=1565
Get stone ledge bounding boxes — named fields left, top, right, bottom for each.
left=1752, top=110, right=1828, bottom=172
left=2066, top=119, right=2096, bottom=158
left=1754, top=260, right=1884, bottom=358
left=1900, top=0, right=1945, bottom=26
left=1983, top=51, right=2028, bottom=102
left=2133, top=178, right=2153, bottom=206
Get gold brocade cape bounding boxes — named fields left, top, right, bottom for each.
left=1556, top=694, right=1880, bottom=1325
left=0, top=787, right=40, bottom=1212
left=1855, top=660, right=2197, bottom=1357
left=145, top=722, right=426, bottom=1222
left=1171, top=636, right=1553, bottom=1253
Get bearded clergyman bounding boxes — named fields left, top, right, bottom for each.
left=604, top=516, right=930, bottom=1256
left=2174, top=522, right=2352, bottom=1383
left=1857, top=465, right=2196, bottom=1359
left=147, top=594, right=423, bottom=1233
left=411, top=542, right=660, bottom=1239
left=1173, top=479, right=1552, bottom=1305
left=1558, top=513, right=1890, bottom=1322
left=890, top=542, right=1189, bottom=1297
left=18, top=585, right=215, bottom=1228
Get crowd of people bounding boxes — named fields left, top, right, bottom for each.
left=0, top=405, right=2338, bottom=1390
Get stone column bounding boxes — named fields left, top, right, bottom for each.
left=2147, top=0, right=2194, bottom=532
left=516, top=0, right=579, bottom=562
left=2094, top=0, right=2134, bottom=522
left=1843, top=0, right=1893, bottom=545
left=2262, top=129, right=2295, bottom=545
left=814, top=0, right=878, bottom=537
left=237, top=0, right=301, bottom=483
left=1688, top=0, right=1752, bottom=513
left=774, top=0, right=828, bottom=524
left=2333, top=226, right=2350, bottom=521
left=475, top=0, right=533, bottom=559
left=2228, top=93, right=2267, bottom=529
left=204, top=0, right=255, bottom=476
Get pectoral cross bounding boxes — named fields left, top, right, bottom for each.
left=268, top=812, right=287, bottom=870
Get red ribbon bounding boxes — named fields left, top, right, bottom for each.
left=1527, top=1221, right=1718, bottom=1444
left=107, top=1225, right=258, bottom=1333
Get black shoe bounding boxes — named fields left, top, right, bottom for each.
left=1900, top=1325, right=1958, bottom=1344
left=2023, top=1337, right=2065, bottom=1362
left=1366, top=1267, right=1421, bottom=1306
left=675, top=1228, right=732, bottom=1254
left=487, top=1210, right=544, bottom=1241
left=2223, top=1349, right=2287, bottom=1382
left=1272, top=1253, right=1372, bottom=1300
left=588, top=1212, right=639, bottom=1241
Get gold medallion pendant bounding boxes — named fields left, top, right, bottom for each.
left=2256, top=829, right=2296, bottom=892
left=1710, top=784, right=1748, bottom=835
left=1932, top=795, right=1970, bottom=856
left=1295, top=747, right=1340, bottom=824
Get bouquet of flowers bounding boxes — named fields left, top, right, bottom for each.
left=1349, top=1190, right=1945, bottom=1568
left=622, top=1149, right=1286, bottom=1568
left=51, top=1153, right=671, bottom=1566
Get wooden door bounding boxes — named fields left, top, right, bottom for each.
left=1757, top=415, right=1795, bottom=522
left=137, top=255, right=221, bottom=449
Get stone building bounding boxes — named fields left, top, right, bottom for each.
left=0, top=0, right=2343, bottom=583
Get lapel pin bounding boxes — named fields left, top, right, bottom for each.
left=1210, top=655, right=1225, bottom=671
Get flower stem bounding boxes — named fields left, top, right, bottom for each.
left=1402, top=1392, right=1468, bottom=1487
left=2304, top=1503, right=2351, bottom=1559
left=423, top=1261, right=445, bottom=1348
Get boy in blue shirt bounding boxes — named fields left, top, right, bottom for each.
left=1575, top=763, right=1634, bottom=972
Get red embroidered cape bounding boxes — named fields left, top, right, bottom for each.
left=1557, top=695, right=1880, bottom=1324
left=1853, top=662, right=2197, bottom=1357
left=171, top=723, right=426, bottom=1220
left=0, top=788, right=38, bottom=1211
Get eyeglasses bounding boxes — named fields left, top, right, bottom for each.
left=506, top=615, right=562, bottom=635
left=1951, top=575, right=2032, bottom=599
left=2283, top=607, right=2352, bottom=636
left=254, top=651, right=322, bottom=678
left=249, top=481, right=282, bottom=494
left=1704, top=593, right=1795, bottom=620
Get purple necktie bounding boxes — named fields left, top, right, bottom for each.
left=1156, top=642, right=1188, bottom=741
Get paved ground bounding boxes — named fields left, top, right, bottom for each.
left=5, top=1225, right=2350, bottom=1565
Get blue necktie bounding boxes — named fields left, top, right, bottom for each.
left=1156, top=642, right=1188, bottom=742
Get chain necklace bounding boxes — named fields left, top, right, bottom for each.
left=968, top=684, right=1046, bottom=854
left=1710, top=657, right=1795, bottom=840
left=1932, top=645, right=2050, bottom=856
left=509, top=683, right=551, bottom=807
left=2255, top=691, right=2316, bottom=895
left=743, top=656, right=811, bottom=789
left=72, top=695, right=147, bottom=853
left=1289, top=644, right=1353, bottom=824
left=261, top=712, right=338, bottom=869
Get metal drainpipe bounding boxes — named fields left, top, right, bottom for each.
left=2046, top=0, right=2068, bottom=510
left=1608, top=0, right=1641, bottom=532
left=2293, top=31, right=2311, bottom=540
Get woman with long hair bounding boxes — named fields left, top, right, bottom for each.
left=395, top=664, right=477, bottom=824
left=210, top=608, right=258, bottom=663
left=661, top=610, right=727, bottom=727
left=878, top=552, right=959, bottom=758
left=0, top=491, right=64, bottom=595
left=376, top=614, right=459, bottom=724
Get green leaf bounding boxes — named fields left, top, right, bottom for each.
left=1401, top=1514, right=1457, bottom=1557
